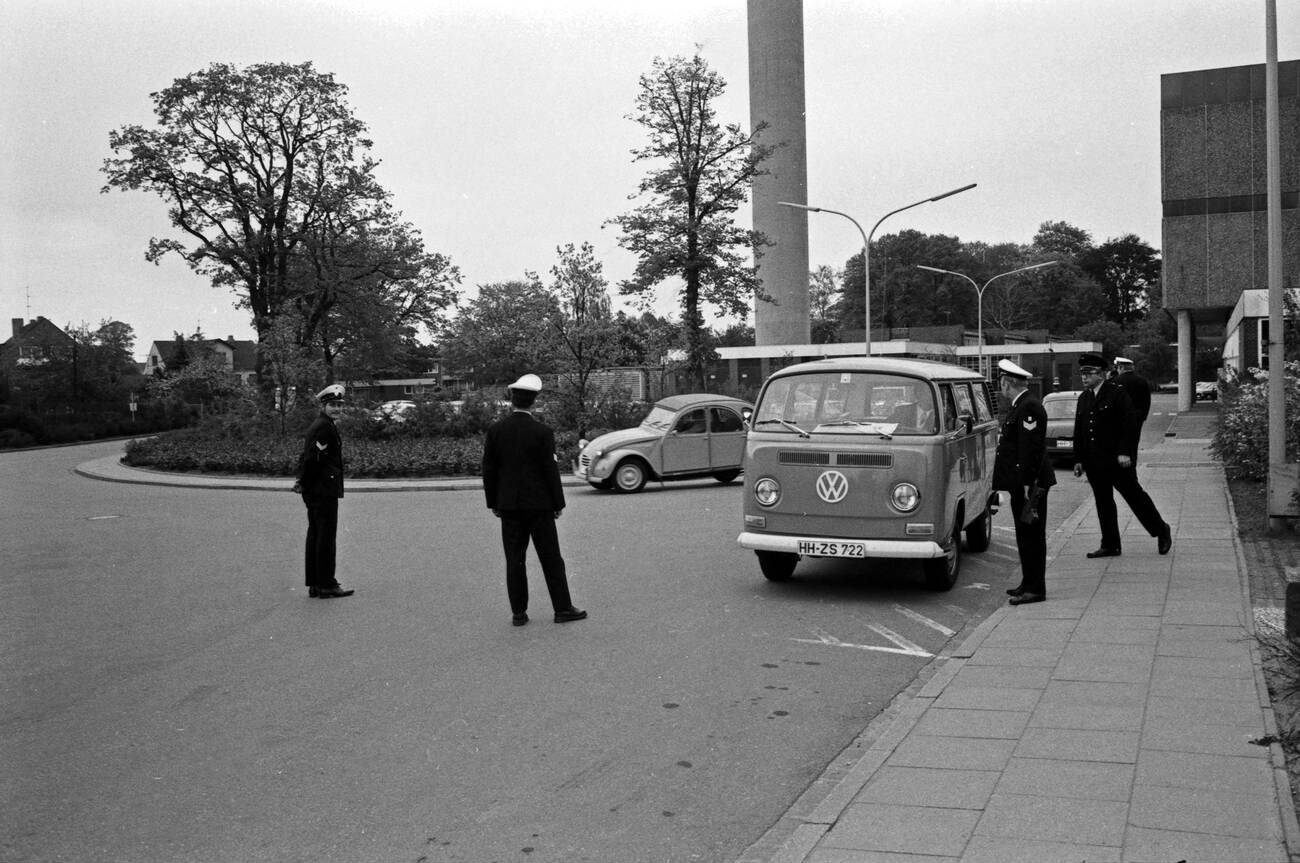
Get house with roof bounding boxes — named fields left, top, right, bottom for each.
left=146, top=336, right=258, bottom=385
left=2, top=317, right=74, bottom=367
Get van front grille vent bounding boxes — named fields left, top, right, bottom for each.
left=835, top=452, right=892, bottom=468
left=778, top=451, right=831, bottom=465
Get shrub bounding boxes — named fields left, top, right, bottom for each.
left=1210, top=363, right=1300, bottom=480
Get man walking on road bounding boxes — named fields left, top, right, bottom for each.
left=1072, top=353, right=1172, bottom=559
left=483, top=373, right=586, bottom=627
left=292, top=383, right=355, bottom=599
left=992, top=359, right=1056, bottom=605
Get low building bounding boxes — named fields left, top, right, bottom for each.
left=146, top=336, right=258, bottom=384
left=1223, top=288, right=1300, bottom=373
left=2, top=317, right=74, bottom=367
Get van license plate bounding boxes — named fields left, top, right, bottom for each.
left=798, top=541, right=866, bottom=558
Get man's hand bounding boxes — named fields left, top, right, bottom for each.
left=554, top=508, right=564, bottom=519
left=1117, top=455, right=1132, bottom=469
left=1073, top=464, right=1083, bottom=478
left=491, top=508, right=501, bottom=518
left=292, top=481, right=302, bottom=494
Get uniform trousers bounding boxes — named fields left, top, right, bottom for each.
left=1010, top=485, right=1050, bottom=596
left=1083, top=462, right=1165, bottom=551
left=304, top=496, right=339, bottom=589
left=499, top=509, right=573, bottom=614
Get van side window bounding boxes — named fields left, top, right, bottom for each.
left=971, top=382, right=993, bottom=422
left=938, top=384, right=959, bottom=432
left=952, top=383, right=975, bottom=422
left=710, top=406, right=743, bottom=433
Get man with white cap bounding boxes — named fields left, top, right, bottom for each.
left=992, top=359, right=1056, bottom=604
left=1072, top=353, right=1172, bottom=558
left=482, top=373, right=586, bottom=627
left=1113, top=356, right=1152, bottom=430
left=292, top=383, right=354, bottom=598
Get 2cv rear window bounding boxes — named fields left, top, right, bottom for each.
left=753, top=371, right=939, bottom=435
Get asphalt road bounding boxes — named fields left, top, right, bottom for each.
left=1, top=423, right=1128, bottom=863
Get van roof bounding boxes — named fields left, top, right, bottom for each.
left=766, top=356, right=987, bottom=382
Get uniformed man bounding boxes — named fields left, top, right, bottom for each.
left=992, top=359, right=1056, bottom=605
left=1113, top=356, right=1153, bottom=430
left=483, top=374, right=586, bottom=627
left=292, top=383, right=354, bottom=598
left=1072, top=353, right=1172, bottom=558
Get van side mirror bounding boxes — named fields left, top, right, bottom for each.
left=959, top=413, right=975, bottom=435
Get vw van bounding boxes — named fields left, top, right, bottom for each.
left=737, top=357, right=999, bottom=590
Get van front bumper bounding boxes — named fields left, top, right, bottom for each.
left=736, top=532, right=945, bottom=559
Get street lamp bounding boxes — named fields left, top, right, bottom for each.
left=780, top=183, right=975, bottom=356
left=915, top=261, right=1059, bottom=379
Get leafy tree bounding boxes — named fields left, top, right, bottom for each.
left=439, top=279, right=561, bottom=388
left=1072, top=318, right=1127, bottom=361
left=1126, top=312, right=1177, bottom=383
left=715, top=322, right=755, bottom=347
left=609, top=52, right=772, bottom=388
left=612, top=312, right=680, bottom=366
left=1033, top=221, right=1094, bottom=258
left=1078, top=234, right=1161, bottom=325
left=545, top=242, right=622, bottom=427
left=809, top=265, right=841, bottom=343
left=850, top=231, right=968, bottom=331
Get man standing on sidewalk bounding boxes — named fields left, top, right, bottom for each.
left=1072, top=353, right=1172, bottom=558
left=483, top=373, right=587, bottom=628
left=993, top=359, right=1055, bottom=605
left=1114, top=356, right=1152, bottom=432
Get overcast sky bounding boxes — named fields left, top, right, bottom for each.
left=1, top=0, right=1293, bottom=359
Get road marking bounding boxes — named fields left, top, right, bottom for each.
left=893, top=604, right=956, bottom=636
left=964, top=582, right=991, bottom=590
left=792, top=625, right=933, bottom=658
left=87, top=515, right=122, bottom=520
left=983, top=548, right=1019, bottom=563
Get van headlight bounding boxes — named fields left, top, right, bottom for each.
left=890, top=482, right=920, bottom=513
left=754, top=477, right=781, bottom=507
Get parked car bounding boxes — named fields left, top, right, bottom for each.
left=1195, top=381, right=1219, bottom=401
left=373, top=400, right=417, bottom=422
left=1042, top=390, right=1082, bottom=465
left=574, top=394, right=753, bottom=493
left=737, top=357, right=998, bottom=590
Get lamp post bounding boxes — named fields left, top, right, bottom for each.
left=916, top=261, right=1059, bottom=379
left=780, top=183, right=975, bottom=356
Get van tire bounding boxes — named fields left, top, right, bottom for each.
left=923, top=524, right=961, bottom=590
left=713, top=469, right=741, bottom=484
left=613, top=458, right=648, bottom=493
left=965, top=498, right=993, bottom=552
left=757, top=551, right=797, bottom=581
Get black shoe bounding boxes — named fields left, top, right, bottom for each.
left=554, top=608, right=588, bottom=623
left=316, top=586, right=354, bottom=598
left=1157, top=525, right=1172, bottom=555
left=1086, top=548, right=1121, bottom=559
left=1009, top=592, right=1046, bottom=605
left=1006, top=585, right=1026, bottom=596
left=308, top=587, right=320, bottom=598
left=512, top=613, right=529, bottom=627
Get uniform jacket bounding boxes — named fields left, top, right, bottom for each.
left=1115, top=370, right=1152, bottom=426
left=993, top=389, right=1055, bottom=492
left=1073, top=380, right=1140, bottom=469
left=296, top=413, right=344, bottom=500
left=483, top=411, right=566, bottom=512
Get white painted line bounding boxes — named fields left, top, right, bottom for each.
left=963, top=582, right=991, bottom=590
left=983, top=549, right=1019, bottom=564
left=87, top=515, right=122, bottom=520
left=893, top=604, right=956, bottom=637
left=791, top=626, right=933, bottom=658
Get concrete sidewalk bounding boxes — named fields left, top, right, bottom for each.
left=741, top=413, right=1300, bottom=863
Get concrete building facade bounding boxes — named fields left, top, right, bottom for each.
left=1161, top=60, right=1300, bottom=407
left=747, top=0, right=810, bottom=346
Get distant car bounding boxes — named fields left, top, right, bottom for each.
left=574, top=394, right=753, bottom=493
left=373, top=400, right=418, bottom=422
left=1042, top=390, right=1082, bottom=465
left=1195, top=381, right=1219, bottom=402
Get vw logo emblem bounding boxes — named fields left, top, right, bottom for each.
left=815, top=470, right=849, bottom=504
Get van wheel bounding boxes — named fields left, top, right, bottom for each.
left=757, top=551, right=798, bottom=581
left=965, top=498, right=993, bottom=552
left=613, top=458, right=648, bottom=493
left=923, top=524, right=962, bottom=590
left=713, top=470, right=740, bottom=484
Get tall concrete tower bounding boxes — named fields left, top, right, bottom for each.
left=748, top=0, right=810, bottom=346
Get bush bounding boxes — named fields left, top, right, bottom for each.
left=1210, top=363, right=1300, bottom=480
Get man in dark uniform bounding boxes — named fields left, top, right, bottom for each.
left=1072, top=353, right=1172, bottom=558
left=992, top=359, right=1056, bottom=605
left=292, top=383, right=354, bottom=598
left=483, top=373, right=586, bottom=627
left=1113, top=356, right=1152, bottom=431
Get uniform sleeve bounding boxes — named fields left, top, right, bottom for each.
left=296, top=420, right=321, bottom=484
left=482, top=428, right=499, bottom=509
left=1115, top=387, right=1141, bottom=458
left=543, top=426, right=565, bottom=509
left=1016, top=400, right=1049, bottom=485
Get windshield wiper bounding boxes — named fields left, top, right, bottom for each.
left=815, top=420, right=895, bottom=439
left=753, top=418, right=810, bottom=438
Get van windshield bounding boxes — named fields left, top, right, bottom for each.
left=754, top=371, right=939, bottom=435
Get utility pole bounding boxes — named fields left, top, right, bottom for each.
left=1264, top=0, right=1289, bottom=532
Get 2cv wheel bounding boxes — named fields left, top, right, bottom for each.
left=613, top=458, right=648, bottom=493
